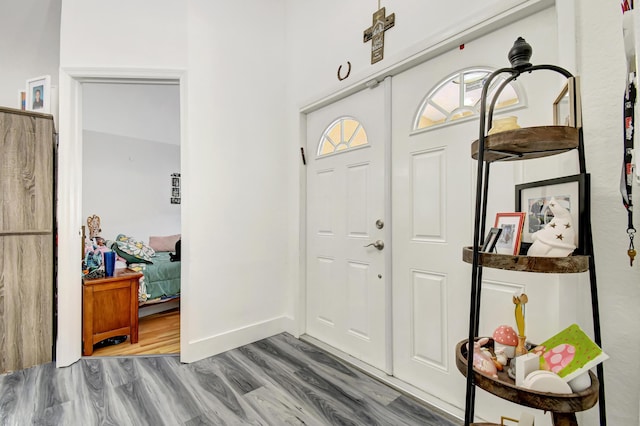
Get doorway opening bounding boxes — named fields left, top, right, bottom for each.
left=81, top=81, right=181, bottom=357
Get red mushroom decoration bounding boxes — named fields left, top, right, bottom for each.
left=493, top=325, right=519, bottom=359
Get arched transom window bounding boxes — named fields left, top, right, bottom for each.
left=317, top=116, right=368, bottom=157
left=414, top=68, right=524, bottom=131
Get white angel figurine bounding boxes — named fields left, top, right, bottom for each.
left=527, top=197, right=576, bottom=257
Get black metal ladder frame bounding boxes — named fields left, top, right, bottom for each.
left=464, top=61, right=606, bottom=426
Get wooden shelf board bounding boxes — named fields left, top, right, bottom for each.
left=455, top=339, right=599, bottom=413
left=471, top=126, right=579, bottom=162
left=462, top=247, right=589, bottom=273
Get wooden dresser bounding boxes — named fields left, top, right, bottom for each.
left=82, top=269, right=143, bottom=356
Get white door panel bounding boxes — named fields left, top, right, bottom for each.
left=391, top=8, right=561, bottom=423
left=306, top=84, right=388, bottom=371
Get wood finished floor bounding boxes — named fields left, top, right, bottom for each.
left=91, top=308, right=180, bottom=357
left=0, top=333, right=462, bottom=426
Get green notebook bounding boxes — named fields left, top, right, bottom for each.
left=532, top=323, right=608, bottom=383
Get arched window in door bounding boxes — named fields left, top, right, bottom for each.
left=413, top=67, right=525, bottom=131
left=317, top=116, right=368, bottom=157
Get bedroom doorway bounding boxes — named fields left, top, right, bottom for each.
left=81, top=81, right=181, bottom=357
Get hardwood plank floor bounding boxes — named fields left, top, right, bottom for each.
left=91, top=308, right=180, bottom=357
left=0, top=333, right=462, bottom=425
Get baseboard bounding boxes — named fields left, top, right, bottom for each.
left=300, top=334, right=466, bottom=424
left=181, top=315, right=292, bottom=363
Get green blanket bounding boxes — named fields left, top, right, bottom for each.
left=143, top=252, right=181, bottom=300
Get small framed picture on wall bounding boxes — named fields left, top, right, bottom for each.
left=26, top=75, right=51, bottom=113
left=170, top=172, right=181, bottom=204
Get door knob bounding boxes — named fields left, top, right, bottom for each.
left=364, top=240, right=384, bottom=250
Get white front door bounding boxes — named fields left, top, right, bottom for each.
left=390, top=8, right=560, bottom=415
left=305, top=82, right=389, bottom=371
left=391, top=62, right=475, bottom=406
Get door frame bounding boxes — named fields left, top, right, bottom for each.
left=56, top=67, right=187, bottom=367
left=295, top=0, right=573, bottom=380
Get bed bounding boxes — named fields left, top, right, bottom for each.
left=132, top=252, right=181, bottom=305
left=109, top=233, right=181, bottom=305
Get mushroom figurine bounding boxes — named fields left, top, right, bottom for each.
left=493, top=325, right=519, bottom=359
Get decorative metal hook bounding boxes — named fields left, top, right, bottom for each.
left=337, top=61, right=351, bottom=81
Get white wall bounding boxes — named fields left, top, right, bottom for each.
left=82, top=130, right=181, bottom=244
left=57, top=0, right=291, bottom=365
left=284, top=0, right=552, bottom=104
left=0, top=0, right=61, bottom=109
left=573, top=3, right=640, bottom=425
left=183, top=0, right=290, bottom=360
left=83, top=83, right=181, bottom=146
left=59, top=1, right=186, bottom=69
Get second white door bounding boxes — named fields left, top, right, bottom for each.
left=305, top=82, right=389, bottom=371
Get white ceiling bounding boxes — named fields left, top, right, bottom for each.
left=82, top=82, right=180, bottom=145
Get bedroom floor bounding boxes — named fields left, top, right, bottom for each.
left=0, top=333, right=461, bottom=425
left=90, top=308, right=180, bottom=357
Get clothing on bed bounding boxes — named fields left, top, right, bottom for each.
left=112, top=234, right=155, bottom=264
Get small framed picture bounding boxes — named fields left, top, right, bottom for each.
left=515, top=174, right=589, bottom=252
left=26, top=75, right=51, bottom=113
left=494, top=212, right=526, bottom=255
left=481, top=227, right=503, bottom=253
left=553, top=76, right=581, bottom=128
left=170, top=172, right=181, bottom=204
left=18, top=91, right=26, bottom=110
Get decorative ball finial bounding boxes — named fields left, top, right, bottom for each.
left=508, top=37, right=532, bottom=70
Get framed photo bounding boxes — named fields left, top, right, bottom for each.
left=26, top=75, right=51, bottom=113
left=553, top=76, right=581, bottom=128
left=515, top=174, right=589, bottom=253
left=18, top=91, right=26, bottom=110
left=494, top=212, right=526, bottom=255
left=170, top=172, right=181, bottom=205
left=481, top=227, right=502, bottom=253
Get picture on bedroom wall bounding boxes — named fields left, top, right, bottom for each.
left=171, top=172, right=181, bottom=204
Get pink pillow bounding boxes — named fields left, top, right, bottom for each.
left=148, top=234, right=181, bottom=252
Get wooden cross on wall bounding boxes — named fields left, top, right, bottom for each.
left=363, top=6, right=395, bottom=64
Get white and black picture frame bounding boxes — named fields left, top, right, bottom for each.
left=515, top=173, right=589, bottom=253
left=26, top=75, right=51, bottom=113
left=171, top=172, right=181, bottom=205
left=481, top=227, right=502, bottom=253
